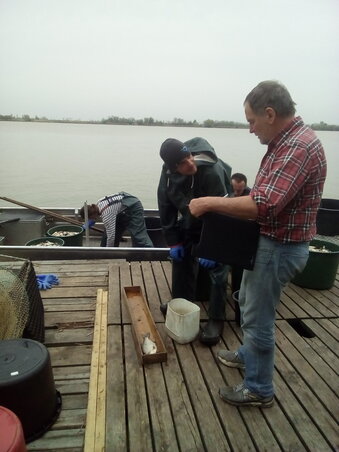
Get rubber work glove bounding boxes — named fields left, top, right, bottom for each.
left=36, top=274, right=59, bottom=290
left=198, top=258, right=218, bottom=269
left=169, top=244, right=185, bottom=262
left=82, top=219, right=96, bottom=230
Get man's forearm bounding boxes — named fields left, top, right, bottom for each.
left=189, top=195, right=258, bottom=220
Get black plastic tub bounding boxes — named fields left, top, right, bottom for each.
left=144, top=216, right=167, bottom=247
left=0, top=339, right=62, bottom=442
left=26, top=236, right=64, bottom=247
left=292, top=239, right=339, bottom=290
left=316, top=199, right=339, bottom=236
left=47, top=224, right=84, bottom=246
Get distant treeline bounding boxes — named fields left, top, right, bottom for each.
left=1, top=114, right=338, bottom=131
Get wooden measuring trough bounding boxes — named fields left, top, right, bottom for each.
left=123, top=285, right=167, bottom=365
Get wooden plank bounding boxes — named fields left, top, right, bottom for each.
left=27, top=428, right=84, bottom=450
left=155, top=325, right=204, bottom=450
left=119, top=261, right=132, bottom=324
left=151, top=261, right=172, bottom=306
left=143, top=355, right=180, bottom=451
left=43, top=300, right=95, bottom=312
left=286, top=284, right=329, bottom=318
left=278, top=291, right=304, bottom=318
left=44, top=311, right=94, bottom=328
left=61, top=394, right=88, bottom=410
left=51, top=275, right=108, bottom=287
left=56, top=379, right=89, bottom=395
left=96, top=290, right=107, bottom=450
left=124, top=325, right=153, bottom=451
left=174, top=339, right=231, bottom=451
left=108, top=263, right=121, bottom=324
left=105, top=325, right=127, bottom=451
left=53, top=408, right=86, bottom=429
left=41, top=286, right=99, bottom=298
left=303, top=288, right=338, bottom=316
left=49, top=345, right=92, bottom=366
left=275, top=327, right=338, bottom=450
left=276, top=320, right=338, bottom=394
left=141, top=261, right=165, bottom=323
left=303, top=319, right=339, bottom=373
left=84, top=289, right=107, bottom=452
left=33, top=262, right=110, bottom=273
left=45, top=327, right=94, bottom=345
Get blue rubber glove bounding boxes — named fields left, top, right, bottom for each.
left=48, top=274, right=59, bottom=285
left=82, top=219, right=96, bottom=230
left=169, top=244, right=185, bottom=262
left=198, top=258, right=218, bottom=269
left=37, top=274, right=59, bottom=290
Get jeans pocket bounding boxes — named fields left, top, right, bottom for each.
left=279, top=253, right=309, bottom=286
left=254, top=248, right=274, bottom=266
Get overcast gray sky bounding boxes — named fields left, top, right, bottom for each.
left=1, top=0, right=338, bottom=124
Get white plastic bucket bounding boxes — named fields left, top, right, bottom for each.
left=165, top=298, right=200, bottom=344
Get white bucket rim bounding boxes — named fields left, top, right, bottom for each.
left=168, top=298, right=200, bottom=315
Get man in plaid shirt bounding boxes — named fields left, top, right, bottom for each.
left=189, top=80, right=327, bottom=407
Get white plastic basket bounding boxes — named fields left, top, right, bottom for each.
left=165, top=298, right=200, bottom=344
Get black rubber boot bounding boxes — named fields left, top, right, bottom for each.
left=160, top=302, right=168, bottom=316
left=199, top=319, right=224, bottom=346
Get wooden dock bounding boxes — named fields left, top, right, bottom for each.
left=26, top=258, right=338, bottom=452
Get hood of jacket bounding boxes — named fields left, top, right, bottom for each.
left=184, top=137, right=218, bottom=163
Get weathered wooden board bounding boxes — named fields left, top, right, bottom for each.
left=84, top=289, right=108, bottom=452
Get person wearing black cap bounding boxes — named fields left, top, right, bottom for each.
left=158, top=137, right=232, bottom=345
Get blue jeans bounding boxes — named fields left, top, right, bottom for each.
left=237, top=236, right=309, bottom=397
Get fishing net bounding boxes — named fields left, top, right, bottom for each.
left=0, top=255, right=44, bottom=341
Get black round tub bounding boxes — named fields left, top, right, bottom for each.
left=0, top=339, right=62, bottom=443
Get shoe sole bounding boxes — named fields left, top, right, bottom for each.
left=199, top=336, right=221, bottom=346
left=218, top=355, right=245, bottom=369
left=218, top=391, right=273, bottom=408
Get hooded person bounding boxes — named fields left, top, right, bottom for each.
left=157, top=137, right=232, bottom=345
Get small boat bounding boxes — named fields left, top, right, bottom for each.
left=0, top=203, right=169, bottom=262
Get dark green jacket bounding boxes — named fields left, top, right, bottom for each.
left=157, top=137, right=232, bottom=246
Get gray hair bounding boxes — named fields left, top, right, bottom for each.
left=244, top=80, right=296, bottom=117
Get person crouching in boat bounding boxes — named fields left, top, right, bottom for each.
left=79, top=192, right=153, bottom=247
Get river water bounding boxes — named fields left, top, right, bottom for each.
left=0, top=121, right=338, bottom=208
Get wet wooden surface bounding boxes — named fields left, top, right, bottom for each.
left=26, top=258, right=338, bottom=452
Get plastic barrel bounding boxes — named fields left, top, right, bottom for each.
left=144, top=217, right=167, bottom=247
left=292, top=239, right=339, bottom=290
left=25, top=237, right=64, bottom=246
left=47, top=225, right=84, bottom=246
left=316, top=199, right=339, bottom=236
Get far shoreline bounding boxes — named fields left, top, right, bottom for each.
left=1, top=115, right=338, bottom=132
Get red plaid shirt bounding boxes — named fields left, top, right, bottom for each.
left=251, top=117, right=327, bottom=243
